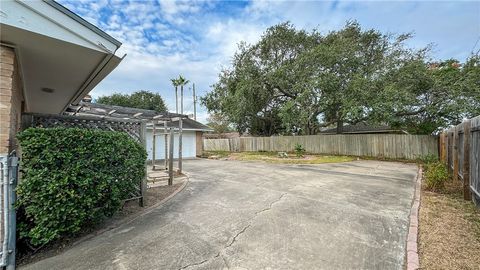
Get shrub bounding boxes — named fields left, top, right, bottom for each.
left=294, top=143, right=306, bottom=157
left=16, top=128, right=146, bottom=246
left=424, top=161, right=449, bottom=191
left=417, top=154, right=438, bottom=171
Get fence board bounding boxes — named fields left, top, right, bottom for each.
left=204, top=134, right=438, bottom=160
left=470, top=116, right=480, bottom=205
left=444, top=115, right=480, bottom=206
left=203, top=139, right=230, bottom=151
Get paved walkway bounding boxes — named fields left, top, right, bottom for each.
left=21, top=159, right=417, bottom=270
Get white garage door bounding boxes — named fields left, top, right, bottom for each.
left=146, top=130, right=197, bottom=160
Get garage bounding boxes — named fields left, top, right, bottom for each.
left=146, top=118, right=212, bottom=160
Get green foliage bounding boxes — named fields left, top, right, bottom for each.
left=417, top=154, right=439, bottom=169
left=294, top=143, right=306, bottom=157
left=424, top=161, right=449, bottom=191
left=16, top=128, right=146, bottom=246
left=202, top=21, right=480, bottom=135
left=171, top=75, right=189, bottom=88
left=96, top=90, right=167, bottom=112
left=206, top=113, right=234, bottom=134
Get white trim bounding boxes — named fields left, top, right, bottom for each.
left=14, top=0, right=118, bottom=53
left=65, top=53, right=125, bottom=109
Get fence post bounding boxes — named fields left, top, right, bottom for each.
left=178, top=118, right=183, bottom=174
left=139, top=122, right=147, bottom=207
left=152, top=122, right=156, bottom=170
left=164, top=121, right=168, bottom=170
left=168, top=128, right=174, bottom=186
left=453, top=126, right=459, bottom=182
left=463, top=121, right=471, bottom=200
left=439, top=132, right=447, bottom=163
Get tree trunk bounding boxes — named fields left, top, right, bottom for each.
left=175, top=87, right=178, bottom=114
left=180, top=85, right=184, bottom=115
left=336, top=119, right=343, bottom=134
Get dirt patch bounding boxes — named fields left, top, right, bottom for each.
left=203, top=151, right=355, bottom=164
left=418, top=180, right=480, bottom=269
left=17, top=181, right=186, bottom=266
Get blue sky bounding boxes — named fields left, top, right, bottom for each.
left=59, top=0, right=480, bottom=123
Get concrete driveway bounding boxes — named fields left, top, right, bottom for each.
left=22, top=159, right=417, bottom=270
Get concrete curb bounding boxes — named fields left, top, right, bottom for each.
left=406, top=166, right=422, bottom=270
left=70, top=175, right=189, bottom=247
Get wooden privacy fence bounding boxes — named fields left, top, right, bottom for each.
left=204, top=134, right=438, bottom=160
left=440, top=116, right=480, bottom=205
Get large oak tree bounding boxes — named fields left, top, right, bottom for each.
left=202, top=21, right=479, bottom=135
left=96, top=90, right=168, bottom=112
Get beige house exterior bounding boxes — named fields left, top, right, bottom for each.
left=0, top=46, right=23, bottom=156
left=0, top=1, right=124, bottom=267
left=0, top=0, right=124, bottom=157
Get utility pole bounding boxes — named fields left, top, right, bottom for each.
left=193, top=83, right=197, bottom=120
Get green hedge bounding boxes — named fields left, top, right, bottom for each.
left=16, top=128, right=146, bottom=246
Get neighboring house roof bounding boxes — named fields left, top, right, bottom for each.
left=204, top=132, right=240, bottom=139
left=0, top=0, right=124, bottom=114
left=68, top=102, right=213, bottom=132
left=167, top=118, right=213, bottom=132
left=319, top=122, right=407, bottom=134
left=203, top=132, right=251, bottom=139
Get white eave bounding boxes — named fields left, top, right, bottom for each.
left=0, top=0, right=125, bottom=114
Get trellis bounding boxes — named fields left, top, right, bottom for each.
left=22, top=113, right=143, bottom=142
left=65, top=102, right=187, bottom=184
left=22, top=103, right=187, bottom=207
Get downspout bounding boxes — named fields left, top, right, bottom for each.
left=6, top=153, right=18, bottom=270
left=0, top=156, right=9, bottom=267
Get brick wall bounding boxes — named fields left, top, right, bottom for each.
left=0, top=45, right=23, bottom=155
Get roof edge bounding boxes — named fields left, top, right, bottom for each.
left=43, top=0, right=122, bottom=48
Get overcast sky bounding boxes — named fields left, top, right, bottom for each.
left=59, top=0, right=480, bottom=123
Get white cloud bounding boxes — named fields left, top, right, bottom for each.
left=58, top=0, right=480, bottom=123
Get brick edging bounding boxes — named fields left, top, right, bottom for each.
left=406, top=166, right=422, bottom=270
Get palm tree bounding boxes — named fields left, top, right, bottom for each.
left=170, top=78, right=180, bottom=113
left=176, top=75, right=189, bottom=115
left=175, top=75, right=189, bottom=174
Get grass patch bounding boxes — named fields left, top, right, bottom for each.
left=201, top=151, right=230, bottom=159
left=203, top=151, right=355, bottom=164
left=419, top=179, right=480, bottom=269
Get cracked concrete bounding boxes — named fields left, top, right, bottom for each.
left=20, top=159, right=416, bottom=270
left=179, top=193, right=287, bottom=270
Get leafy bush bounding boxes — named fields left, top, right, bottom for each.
left=417, top=154, right=438, bottom=171
left=16, top=128, right=146, bottom=246
left=418, top=154, right=438, bottom=165
left=424, top=161, right=449, bottom=191
left=294, top=143, right=306, bottom=157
